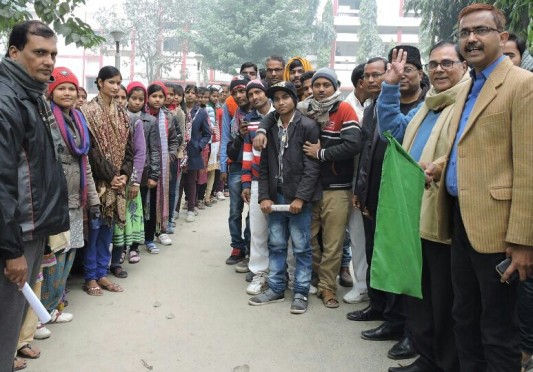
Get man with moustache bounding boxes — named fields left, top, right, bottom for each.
left=300, top=71, right=315, bottom=100
left=378, top=42, right=470, bottom=372
left=425, top=4, right=533, bottom=370
left=0, top=21, right=69, bottom=371
left=228, top=80, right=275, bottom=294
left=349, top=48, right=427, bottom=361
left=283, top=56, right=313, bottom=100
left=221, top=75, right=252, bottom=266
left=264, top=55, right=285, bottom=87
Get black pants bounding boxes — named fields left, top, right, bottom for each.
left=519, top=277, right=533, bottom=355
left=212, top=170, right=221, bottom=195
left=141, top=186, right=157, bottom=242
left=406, top=239, right=458, bottom=372
left=451, top=200, right=520, bottom=372
left=363, top=216, right=405, bottom=329
left=178, top=170, right=198, bottom=212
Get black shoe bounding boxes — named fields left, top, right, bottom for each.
left=245, top=271, right=254, bottom=282
left=346, top=305, right=384, bottom=321
left=387, top=337, right=418, bottom=360
left=361, top=323, right=403, bottom=341
left=388, top=358, right=433, bottom=372
left=225, top=248, right=245, bottom=265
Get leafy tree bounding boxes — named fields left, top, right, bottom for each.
left=0, top=0, right=104, bottom=48
left=191, top=0, right=320, bottom=74
left=312, top=0, right=336, bottom=68
left=493, top=0, right=532, bottom=46
left=357, top=0, right=385, bottom=63
left=96, top=0, right=198, bottom=82
left=405, top=0, right=532, bottom=49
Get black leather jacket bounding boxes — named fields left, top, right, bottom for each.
left=0, top=63, right=69, bottom=259
left=258, top=110, right=322, bottom=203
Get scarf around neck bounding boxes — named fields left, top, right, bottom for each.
left=81, top=94, right=130, bottom=225
left=403, top=71, right=472, bottom=163
left=423, top=71, right=472, bottom=111
left=51, top=102, right=90, bottom=207
left=2, top=57, right=47, bottom=100
left=2, top=57, right=63, bottom=157
left=299, top=90, right=342, bottom=128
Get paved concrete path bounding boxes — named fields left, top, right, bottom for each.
left=29, top=200, right=413, bottom=372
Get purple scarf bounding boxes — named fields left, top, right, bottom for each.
left=51, top=102, right=91, bottom=207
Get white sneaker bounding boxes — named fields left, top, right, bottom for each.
left=157, top=233, right=172, bottom=245
left=185, top=211, right=195, bottom=222
left=343, top=289, right=369, bottom=304
left=246, top=273, right=268, bottom=295
left=216, top=191, right=226, bottom=201
left=49, top=309, right=74, bottom=323
left=309, top=284, right=318, bottom=295
left=34, top=323, right=51, bottom=339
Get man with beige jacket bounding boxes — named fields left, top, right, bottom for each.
left=425, top=4, right=533, bottom=371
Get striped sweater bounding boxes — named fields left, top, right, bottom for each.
left=241, top=107, right=274, bottom=189
left=307, top=101, right=362, bottom=190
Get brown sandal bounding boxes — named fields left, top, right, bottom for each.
left=14, top=357, right=27, bottom=371
left=319, top=290, right=340, bottom=308
left=83, top=283, right=103, bottom=296
left=17, top=344, right=40, bottom=359
left=97, top=278, right=124, bottom=292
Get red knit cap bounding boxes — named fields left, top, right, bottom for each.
left=126, top=81, right=147, bottom=96
left=49, top=67, right=79, bottom=96
left=149, top=81, right=168, bottom=97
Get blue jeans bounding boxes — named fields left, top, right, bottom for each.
left=341, top=229, right=352, bottom=268
left=84, top=220, right=113, bottom=281
left=228, top=163, right=250, bottom=251
left=267, top=193, right=313, bottom=296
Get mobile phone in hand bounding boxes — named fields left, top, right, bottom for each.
left=495, top=257, right=519, bottom=284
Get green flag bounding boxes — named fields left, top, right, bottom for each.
left=370, top=132, right=424, bottom=299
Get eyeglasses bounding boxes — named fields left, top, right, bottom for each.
left=454, top=27, right=501, bottom=40
left=363, top=72, right=385, bottom=80
left=266, top=68, right=283, bottom=74
left=425, top=60, right=462, bottom=71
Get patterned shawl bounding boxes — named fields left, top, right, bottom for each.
left=180, top=107, right=197, bottom=170
left=81, top=94, right=130, bottom=225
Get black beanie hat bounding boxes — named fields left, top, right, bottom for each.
left=388, top=45, right=423, bottom=70
left=266, top=81, right=299, bottom=105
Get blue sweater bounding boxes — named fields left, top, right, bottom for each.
left=377, top=82, right=423, bottom=143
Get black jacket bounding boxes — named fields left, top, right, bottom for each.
left=162, top=107, right=182, bottom=162
left=0, top=63, right=69, bottom=259
left=138, top=112, right=161, bottom=186
left=226, top=133, right=244, bottom=162
left=355, top=87, right=427, bottom=216
left=258, top=110, right=322, bottom=203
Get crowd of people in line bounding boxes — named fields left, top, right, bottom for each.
left=1, top=3, right=533, bottom=372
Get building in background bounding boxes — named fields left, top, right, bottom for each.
left=331, top=0, right=421, bottom=88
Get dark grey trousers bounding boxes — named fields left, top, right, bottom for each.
left=0, top=238, right=45, bottom=372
